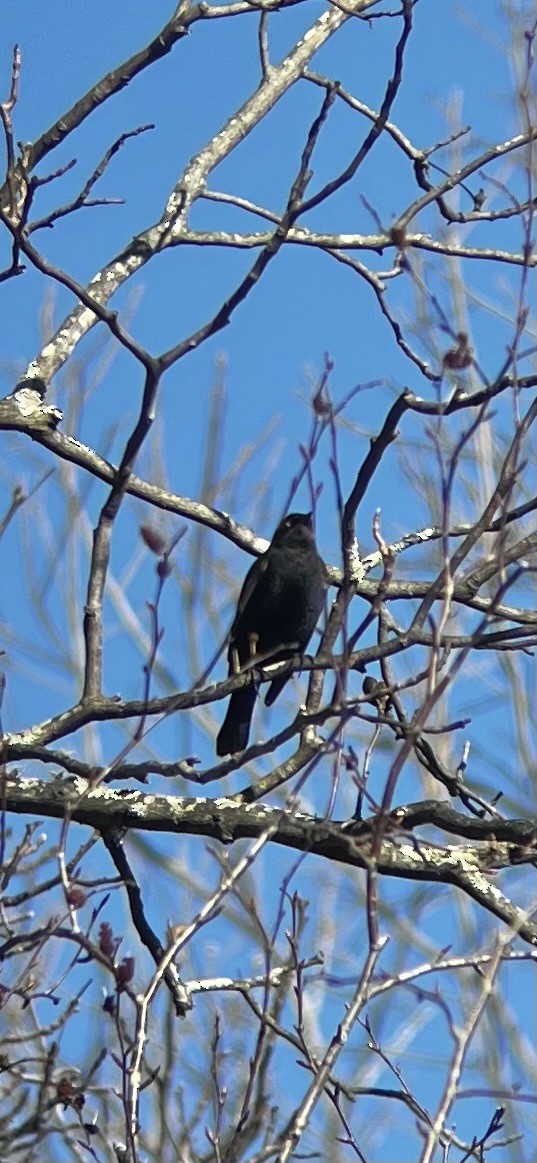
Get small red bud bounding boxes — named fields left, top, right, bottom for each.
left=443, top=332, right=472, bottom=370
left=140, top=525, right=167, bottom=555
left=56, top=1077, right=76, bottom=1108
left=157, top=558, right=172, bottom=579
left=98, top=922, right=116, bottom=958
left=116, top=956, right=135, bottom=987
left=66, top=885, right=86, bottom=908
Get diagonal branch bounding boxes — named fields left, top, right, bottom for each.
left=22, top=0, right=376, bottom=388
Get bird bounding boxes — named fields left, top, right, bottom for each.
left=216, top=512, right=326, bottom=757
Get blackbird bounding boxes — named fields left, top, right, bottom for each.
left=216, top=512, right=326, bottom=757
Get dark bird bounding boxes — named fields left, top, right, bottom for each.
left=216, top=512, right=326, bottom=757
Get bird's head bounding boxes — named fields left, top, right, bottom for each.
left=272, top=512, right=314, bottom=548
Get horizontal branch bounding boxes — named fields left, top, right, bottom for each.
left=4, top=777, right=537, bottom=944
left=1, top=379, right=536, bottom=602
left=164, top=227, right=537, bottom=267
left=4, top=604, right=535, bottom=754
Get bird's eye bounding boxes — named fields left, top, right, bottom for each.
left=285, top=519, right=291, bottom=528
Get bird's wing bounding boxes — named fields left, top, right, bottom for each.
left=229, top=552, right=269, bottom=639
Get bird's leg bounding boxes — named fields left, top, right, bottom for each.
left=230, top=645, right=241, bottom=674
left=248, top=631, right=259, bottom=660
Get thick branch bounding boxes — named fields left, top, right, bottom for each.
left=4, top=778, right=537, bottom=944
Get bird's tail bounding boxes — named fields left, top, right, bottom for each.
left=264, top=674, right=289, bottom=707
left=216, top=687, right=257, bottom=757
